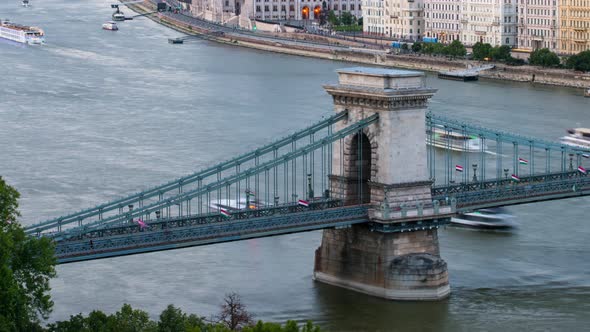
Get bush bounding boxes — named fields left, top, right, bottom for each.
left=529, top=48, right=561, bottom=67
left=565, top=50, right=590, bottom=72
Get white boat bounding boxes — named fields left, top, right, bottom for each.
left=451, top=207, right=515, bottom=229
left=584, top=89, right=590, bottom=98
left=102, top=21, right=118, bottom=31
left=427, top=125, right=487, bottom=153
left=560, top=128, right=590, bottom=149
left=22, top=0, right=30, bottom=7
left=112, top=11, right=126, bottom=21
left=0, top=20, right=44, bottom=44
left=209, top=199, right=267, bottom=212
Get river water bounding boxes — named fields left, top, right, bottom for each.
left=2, top=0, right=590, bottom=330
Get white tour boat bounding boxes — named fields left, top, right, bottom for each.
left=560, top=128, right=590, bottom=149
left=0, top=20, right=44, bottom=44
left=427, top=125, right=486, bottom=153
left=209, top=199, right=267, bottom=212
left=102, top=21, right=119, bottom=31
left=451, top=207, right=515, bottom=229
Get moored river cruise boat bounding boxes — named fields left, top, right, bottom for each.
left=0, top=20, right=44, bottom=44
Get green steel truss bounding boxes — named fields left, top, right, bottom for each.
left=48, top=113, right=378, bottom=241
left=25, top=111, right=348, bottom=235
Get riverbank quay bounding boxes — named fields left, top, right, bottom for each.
left=127, top=1, right=590, bottom=89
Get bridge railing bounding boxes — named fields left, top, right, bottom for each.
left=433, top=171, right=590, bottom=210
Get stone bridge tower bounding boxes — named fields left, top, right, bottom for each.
left=313, top=67, right=450, bottom=300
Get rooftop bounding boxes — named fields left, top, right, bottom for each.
left=336, top=67, right=424, bottom=78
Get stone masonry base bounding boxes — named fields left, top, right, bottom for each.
left=313, top=224, right=450, bottom=301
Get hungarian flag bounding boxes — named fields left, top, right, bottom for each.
left=135, top=219, right=147, bottom=228
left=583, top=154, right=590, bottom=159
left=298, top=199, right=309, bottom=207
left=511, top=174, right=520, bottom=181
left=578, top=166, right=587, bottom=174
left=518, top=158, right=528, bottom=165
left=455, top=165, right=464, bottom=172
left=220, top=209, right=231, bottom=218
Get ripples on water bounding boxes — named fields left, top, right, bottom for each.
left=1, top=0, right=590, bottom=330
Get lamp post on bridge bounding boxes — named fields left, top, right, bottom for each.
left=569, top=154, right=574, bottom=171
left=307, top=173, right=314, bottom=199
left=472, top=164, right=478, bottom=182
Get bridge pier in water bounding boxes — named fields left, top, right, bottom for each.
left=313, top=67, right=450, bottom=300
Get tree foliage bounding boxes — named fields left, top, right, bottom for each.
left=340, top=12, right=354, bottom=26
left=49, top=303, right=324, bottom=332
left=472, top=42, right=493, bottom=60
left=528, top=48, right=561, bottom=67
left=446, top=40, right=467, bottom=58
left=0, top=177, right=57, bottom=331
left=565, top=50, right=590, bottom=72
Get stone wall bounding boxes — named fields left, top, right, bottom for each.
left=313, top=224, right=449, bottom=300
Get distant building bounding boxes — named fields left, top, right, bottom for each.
left=188, top=0, right=362, bottom=26
left=459, top=0, right=517, bottom=47
left=382, top=0, right=424, bottom=40
left=424, top=0, right=461, bottom=43
left=362, top=0, right=385, bottom=35
left=559, top=0, right=590, bottom=55
left=516, top=0, right=558, bottom=52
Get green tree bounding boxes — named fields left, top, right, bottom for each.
left=327, top=10, right=339, bottom=26
left=0, top=177, right=57, bottom=331
left=446, top=40, right=467, bottom=58
left=357, top=17, right=363, bottom=26
left=158, top=304, right=207, bottom=332
left=566, top=50, right=590, bottom=72
left=340, top=11, right=353, bottom=26
left=529, top=48, right=561, bottom=67
left=472, top=42, right=493, bottom=60
left=411, top=41, right=422, bottom=53
left=111, top=304, right=156, bottom=332
left=491, top=45, right=512, bottom=61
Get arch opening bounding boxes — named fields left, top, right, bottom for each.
left=347, top=132, right=372, bottom=204
left=301, top=6, right=309, bottom=20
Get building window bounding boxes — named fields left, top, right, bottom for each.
left=256, top=5, right=261, bottom=11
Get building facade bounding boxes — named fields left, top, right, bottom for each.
left=363, top=0, right=385, bottom=35
left=383, top=0, right=424, bottom=40
left=559, top=0, right=590, bottom=55
left=460, top=0, right=517, bottom=47
left=516, top=0, right=558, bottom=52
left=424, top=0, right=461, bottom=42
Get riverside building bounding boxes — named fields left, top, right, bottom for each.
left=424, top=0, right=461, bottom=42
left=381, top=0, right=424, bottom=40
left=516, top=0, right=558, bottom=52
left=559, top=0, right=590, bottom=55
left=460, top=0, right=518, bottom=47
left=363, top=0, right=385, bottom=35
left=187, top=0, right=362, bottom=25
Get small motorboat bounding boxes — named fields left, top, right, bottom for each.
left=584, top=89, right=590, bottom=98
left=112, top=11, right=126, bottom=21
left=560, top=127, right=590, bottom=149
left=451, top=207, right=515, bottom=229
left=102, top=21, right=118, bottom=31
left=22, top=0, right=30, bottom=7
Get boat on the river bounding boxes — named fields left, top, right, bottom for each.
left=584, top=89, right=590, bottom=98
left=112, top=10, right=126, bottom=21
left=0, top=19, right=44, bottom=44
left=209, top=198, right=266, bottom=212
left=102, top=21, right=118, bottom=31
left=427, top=125, right=487, bottom=152
left=22, top=0, right=30, bottom=7
left=451, top=207, right=515, bottom=229
left=560, top=128, right=590, bottom=148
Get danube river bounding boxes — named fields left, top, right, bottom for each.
left=2, top=0, right=590, bottom=330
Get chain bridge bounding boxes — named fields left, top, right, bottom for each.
left=25, top=68, right=590, bottom=300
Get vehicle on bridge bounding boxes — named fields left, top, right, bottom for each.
left=561, top=127, right=590, bottom=148
left=427, top=125, right=487, bottom=153
left=451, top=207, right=515, bottom=229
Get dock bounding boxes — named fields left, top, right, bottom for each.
left=438, top=64, right=495, bottom=82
